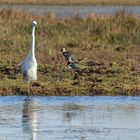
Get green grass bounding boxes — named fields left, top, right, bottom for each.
left=0, top=9, right=140, bottom=95
left=0, top=0, right=140, bottom=5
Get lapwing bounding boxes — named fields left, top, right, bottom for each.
left=67, top=57, right=87, bottom=79
left=61, top=47, right=78, bottom=63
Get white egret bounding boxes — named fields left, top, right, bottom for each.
left=22, top=21, right=37, bottom=95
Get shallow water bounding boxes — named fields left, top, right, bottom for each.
left=0, top=5, right=140, bottom=17
left=0, top=96, right=140, bottom=140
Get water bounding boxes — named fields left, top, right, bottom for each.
left=0, top=96, right=140, bottom=140
left=0, top=5, right=140, bottom=17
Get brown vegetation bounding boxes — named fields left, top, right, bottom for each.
left=0, top=9, right=140, bottom=95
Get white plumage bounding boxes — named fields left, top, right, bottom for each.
left=22, top=21, right=37, bottom=93
left=22, top=54, right=37, bottom=81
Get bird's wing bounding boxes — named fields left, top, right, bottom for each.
left=65, top=52, right=72, bottom=57
left=63, top=52, right=72, bottom=60
left=70, top=63, right=83, bottom=71
left=76, top=63, right=88, bottom=69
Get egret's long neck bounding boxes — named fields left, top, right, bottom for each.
left=30, top=25, right=36, bottom=58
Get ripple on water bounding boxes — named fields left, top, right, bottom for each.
left=0, top=96, right=140, bottom=140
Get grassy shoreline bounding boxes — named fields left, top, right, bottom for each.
left=0, top=9, right=140, bottom=96
left=0, top=0, right=140, bottom=5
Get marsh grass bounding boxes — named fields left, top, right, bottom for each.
left=0, top=0, right=140, bottom=5
left=0, top=9, right=140, bottom=95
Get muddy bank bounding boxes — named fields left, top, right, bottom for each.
left=0, top=10, right=140, bottom=96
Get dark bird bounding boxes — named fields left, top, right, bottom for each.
left=61, top=47, right=78, bottom=63
left=67, top=57, right=87, bottom=79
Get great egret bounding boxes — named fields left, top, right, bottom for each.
left=22, top=21, right=37, bottom=95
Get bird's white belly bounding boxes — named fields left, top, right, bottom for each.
left=68, top=65, right=72, bottom=70
left=22, top=60, right=37, bottom=81
left=26, top=67, right=37, bottom=81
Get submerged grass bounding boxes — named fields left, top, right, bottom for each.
left=0, top=0, right=140, bottom=5
left=0, top=9, right=140, bottom=95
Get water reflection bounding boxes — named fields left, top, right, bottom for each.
left=62, top=104, right=84, bottom=122
left=0, top=96, right=140, bottom=140
left=22, top=97, right=37, bottom=140
left=63, top=111, right=76, bottom=122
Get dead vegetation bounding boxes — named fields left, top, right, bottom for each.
left=0, top=9, right=140, bottom=95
